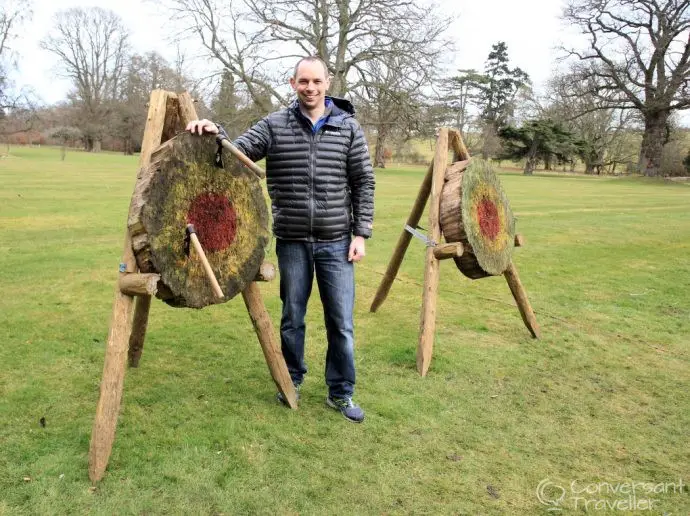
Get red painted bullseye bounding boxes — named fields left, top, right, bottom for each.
left=187, top=193, right=237, bottom=252
left=477, top=198, right=500, bottom=241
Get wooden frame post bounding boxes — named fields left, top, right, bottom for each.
left=369, top=161, right=433, bottom=313
left=242, top=284, right=298, bottom=408
left=416, top=128, right=449, bottom=376
left=503, top=263, right=541, bottom=338
left=88, top=233, right=137, bottom=482
left=128, top=89, right=181, bottom=367
left=89, top=89, right=180, bottom=482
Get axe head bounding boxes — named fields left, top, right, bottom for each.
left=183, top=224, right=196, bottom=257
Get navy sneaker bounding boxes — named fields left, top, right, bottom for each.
left=326, top=396, right=365, bottom=423
left=276, top=384, right=300, bottom=407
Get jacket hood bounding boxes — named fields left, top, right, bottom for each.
left=327, top=96, right=355, bottom=115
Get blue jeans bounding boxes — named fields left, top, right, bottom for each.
left=276, top=238, right=356, bottom=399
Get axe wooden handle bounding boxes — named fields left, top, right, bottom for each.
left=219, top=138, right=266, bottom=179
left=187, top=225, right=224, bottom=299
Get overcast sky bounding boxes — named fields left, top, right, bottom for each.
left=15, top=0, right=584, bottom=104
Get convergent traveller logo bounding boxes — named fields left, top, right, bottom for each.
left=536, top=478, right=685, bottom=511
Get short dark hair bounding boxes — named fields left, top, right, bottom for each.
left=292, top=56, right=329, bottom=79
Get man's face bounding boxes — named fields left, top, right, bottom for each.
left=290, top=60, right=330, bottom=110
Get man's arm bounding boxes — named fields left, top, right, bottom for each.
left=346, top=122, right=375, bottom=262
left=230, top=118, right=272, bottom=163
left=347, top=123, right=375, bottom=238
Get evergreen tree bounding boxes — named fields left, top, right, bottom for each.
left=499, top=119, right=581, bottom=175
left=480, top=42, right=530, bottom=129
left=444, top=44, right=530, bottom=159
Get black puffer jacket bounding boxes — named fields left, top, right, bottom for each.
left=230, top=97, right=375, bottom=242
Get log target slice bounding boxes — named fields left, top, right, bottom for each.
left=128, top=132, right=269, bottom=308
left=440, top=159, right=515, bottom=279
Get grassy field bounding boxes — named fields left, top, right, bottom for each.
left=1, top=146, right=688, bottom=514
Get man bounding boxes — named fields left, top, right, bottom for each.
left=186, top=56, right=375, bottom=423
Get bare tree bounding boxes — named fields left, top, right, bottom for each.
left=164, top=0, right=450, bottom=116
left=546, top=71, right=638, bottom=173
left=563, top=0, right=690, bottom=176
left=1, top=1, right=26, bottom=102
left=1, top=0, right=33, bottom=124
left=165, top=0, right=285, bottom=113
left=244, top=0, right=450, bottom=96
left=354, top=48, right=429, bottom=168
left=111, top=52, right=200, bottom=154
left=41, top=7, right=129, bottom=151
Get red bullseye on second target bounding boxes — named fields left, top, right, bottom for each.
left=477, top=198, right=500, bottom=241
left=440, top=159, right=515, bottom=279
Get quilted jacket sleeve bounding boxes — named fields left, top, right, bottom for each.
left=347, top=121, right=375, bottom=238
left=231, top=117, right=273, bottom=162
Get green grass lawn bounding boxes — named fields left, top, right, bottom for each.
left=1, top=146, right=688, bottom=514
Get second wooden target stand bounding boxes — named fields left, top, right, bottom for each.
left=88, top=90, right=298, bottom=483
left=370, top=128, right=541, bottom=376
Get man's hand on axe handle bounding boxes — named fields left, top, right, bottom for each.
left=186, top=119, right=219, bottom=135
left=185, top=119, right=266, bottom=179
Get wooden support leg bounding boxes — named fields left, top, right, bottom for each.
left=416, top=129, right=449, bottom=376
left=128, top=295, right=152, bottom=367
left=370, top=161, right=433, bottom=313
left=89, top=289, right=134, bottom=482
left=503, top=261, right=541, bottom=339
left=89, top=233, right=137, bottom=482
left=417, top=247, right=441, bottom=376
left=89, top=91, right=203, bottom=481
left=241, top=282, right=298, bottom=409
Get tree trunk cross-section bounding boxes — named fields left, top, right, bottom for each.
left=440, top=159, right=515, bottom=279
left=128, top=132, right=269, bottom=308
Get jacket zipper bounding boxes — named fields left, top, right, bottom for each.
left=309, top=126, right=316, bottom=239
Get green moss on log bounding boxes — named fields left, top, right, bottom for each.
left=133, top=133, right=268, bottom=308
left=460, top=159, right=515, bottom=275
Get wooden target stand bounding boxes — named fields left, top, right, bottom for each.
left=370, top=128, right=540, bottom=376
left=88, top=90, right=298, bottom=483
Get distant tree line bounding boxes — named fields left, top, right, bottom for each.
left=439, top=0, right=690, bottom=177
left=1, top=0, right=689, bottom=176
